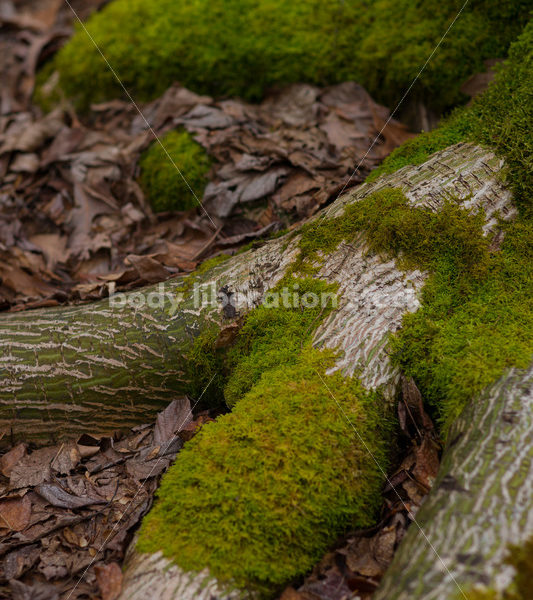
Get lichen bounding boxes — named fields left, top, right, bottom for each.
left=138, top=347, right=393, bottom=597
left=138, top=129, right=211, bottom=213
left=39, top=0, right=528, bottom=112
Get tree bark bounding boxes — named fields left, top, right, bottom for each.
left=109, top=143, right=517, bottom=600
left=374, top=364, right=533, bottom=600
left=0, top=142, right=512, bottom=444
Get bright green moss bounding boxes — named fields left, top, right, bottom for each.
left=41, top=0, right=527, bottom=112
left=368, top=20, right=533, bottom=215
left=138, top=348, right=392, bottom=596
left=282, top=185, right=532, bottom=436
left=138, top=129, right=211, bottom=213
left=392, top=217, right=533, bottom=434
left=358, top=22, right=533, bottom=434
left=224, top=276, right=338, bottom=406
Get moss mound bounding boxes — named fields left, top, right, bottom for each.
left=42, top=0, right=528, bottom=111
left=287, top=186, right=532, bottom=434
left=368, top=19, right=533, bottom=213
left=138, top=129, right=211, bottom=213
left=138, top=277, right=393, bottom=596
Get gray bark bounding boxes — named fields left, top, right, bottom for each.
left=374, top=364, right=533, bottom=600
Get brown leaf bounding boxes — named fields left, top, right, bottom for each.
left=35, top=483, right=106, bottom=509
left=4, top=544, right=40, bottom=579
left=412, top=436, right=440, bottom=489
left=154, top=397, right=192, bottom=445
left=95, top=562, right=123, bottom=600
left=125, top=254, right=170, bottom=283
left=0, top=443, right=27, bottom=477
left=0, top=494, right=32, bottom=531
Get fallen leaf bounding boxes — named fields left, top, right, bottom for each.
left=0, top=494, right=31, bottom=531
left=95, top=562, right=123, bottom=600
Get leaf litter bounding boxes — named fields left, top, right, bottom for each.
left=0, top=0, right=412, bottom=311
left=0, top=397, right=214, bottom=600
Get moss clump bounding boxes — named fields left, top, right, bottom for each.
left=138, top=348, right=392, bottom=596
left=287, top=186, right=533, bottom=435
left=42, top=0, right=527, bottom=112
left=368, top=20, right=533, bottom=215
left=392, top=217, right=533, bottom=434
left=224, top=276, right=338, bottom=406
left=358, top=22, right=533, bottom=434
left=138, top=129, right=211, bottom=213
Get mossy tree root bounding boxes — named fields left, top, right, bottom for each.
left=0, top=143, right=522, bottom=598
left=110, top=143, right=516, bottom=599
left=374, top=364, right=533, bottom=600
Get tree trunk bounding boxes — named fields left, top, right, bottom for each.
left=107, top=143, right=517, bottom=600
left=374, top=364, right=533, bottom=600
left=0, top=142, right=512, bottom=444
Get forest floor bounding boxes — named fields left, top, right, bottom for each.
left=0, top=0, right=445, bottom=598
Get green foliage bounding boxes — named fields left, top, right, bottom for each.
left=42, top=0, right=528, bottom=112
left=138, top=129, right=211, bottom=213
left=367, top=20, right=533, bottom=215
left=138, top=348, right=392, bottom=596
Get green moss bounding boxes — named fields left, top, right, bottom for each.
left=224, top=276, right=338, bottom=406
left=138, top=129, right=211, bottom=213
left=359, top=22, right=533, bottom=434
left=41, top=0, right=527, bottom=112
left=368, top=20, right=533, bottom=215
left=285, top=185, right=533, bottom=436
left=138, top=348, right=392, bottom=596
left=392, top=217, right=533, bottom=434
left=183, top=327, right=226, bottom=410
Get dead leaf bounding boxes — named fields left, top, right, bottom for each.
left=154, top=397, right=192, bottom=445
left=0, top=443, right=27, bottom=477
left=95, top=562, right=123, bottom=600
left=0, top=494, right=31, bottom=531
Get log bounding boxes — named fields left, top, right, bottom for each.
left=0, top=142, right=511, bottom=442
left=1, top=143, right=524, bottom=599
left=374, top=364, right=533, bottom=600
left=110, top=143, right=516, bottom=599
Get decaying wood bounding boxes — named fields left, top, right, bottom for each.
left=111, top=143, right=519, bottom=600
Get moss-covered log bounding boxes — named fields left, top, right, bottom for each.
left=95, top=142, right=518, bottom=599
left=0, top=143, right=509, bottom=441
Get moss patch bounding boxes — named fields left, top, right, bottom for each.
left=138, top=129, right=211, bottom=213
left=138, top=348, right=392, bottom=596
left=224, top=276, right=338, bottom=406
left=359, top=22, right=533, bottom=434
left=41, top=0, right=527, bottom=112
left=289, top=185, right=533, bottom=435
left=367, top=20, right=533, bottom=215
